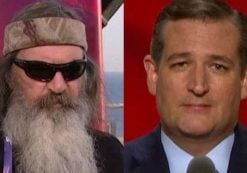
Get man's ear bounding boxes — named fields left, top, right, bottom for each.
left=143, top=55, right=158, bottom=95
left=241, top=69, right=247, bottom=100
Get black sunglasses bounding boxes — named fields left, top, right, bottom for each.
left=13, top=56, right=87, bottom=82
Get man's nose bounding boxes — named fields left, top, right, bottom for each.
left=46, top=72, right=67, bottom=93
left=187, top=66, right=209, bottom=96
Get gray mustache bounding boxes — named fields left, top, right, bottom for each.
left=38, top=92, right=76, bottom=110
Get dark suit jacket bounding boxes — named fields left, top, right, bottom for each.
left=0, top=128, right=123, bottom=173
left=124, top=124, right=247, bottom=173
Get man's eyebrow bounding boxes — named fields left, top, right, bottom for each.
left=166, top=52, right=192, bottom=62
left=166, top=52, right=234, bottom=65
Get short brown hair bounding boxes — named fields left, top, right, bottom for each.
left=151, top=0, right=247, bottom=68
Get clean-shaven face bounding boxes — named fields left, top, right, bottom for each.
left=145, top=19, right=247, bottom=140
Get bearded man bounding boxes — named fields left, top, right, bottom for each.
left=0, top=1, right=123, bottom=173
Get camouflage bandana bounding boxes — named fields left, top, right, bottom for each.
left=3, top=17, right=88, bottom=56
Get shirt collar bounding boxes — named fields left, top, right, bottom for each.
left=161, top=130, right=234, bottom=173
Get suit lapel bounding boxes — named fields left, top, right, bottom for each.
left=132, top=126, right=170, bottom=173
left=227, top=125, right=247, bottom=173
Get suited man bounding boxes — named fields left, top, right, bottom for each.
left=124, top=0, right=247, bottom=173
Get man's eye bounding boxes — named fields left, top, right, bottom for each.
left=171, top=62, right=188, bottom=70
left=211, top=64, right=228, bottom=73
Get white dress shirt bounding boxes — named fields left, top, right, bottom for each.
left=161, top=130, right=234, bottom=173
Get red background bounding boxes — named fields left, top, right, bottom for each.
left=124, top=0, right=247, bottom=142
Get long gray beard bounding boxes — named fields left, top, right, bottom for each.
left=2, top=91, right=98, bottom=173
